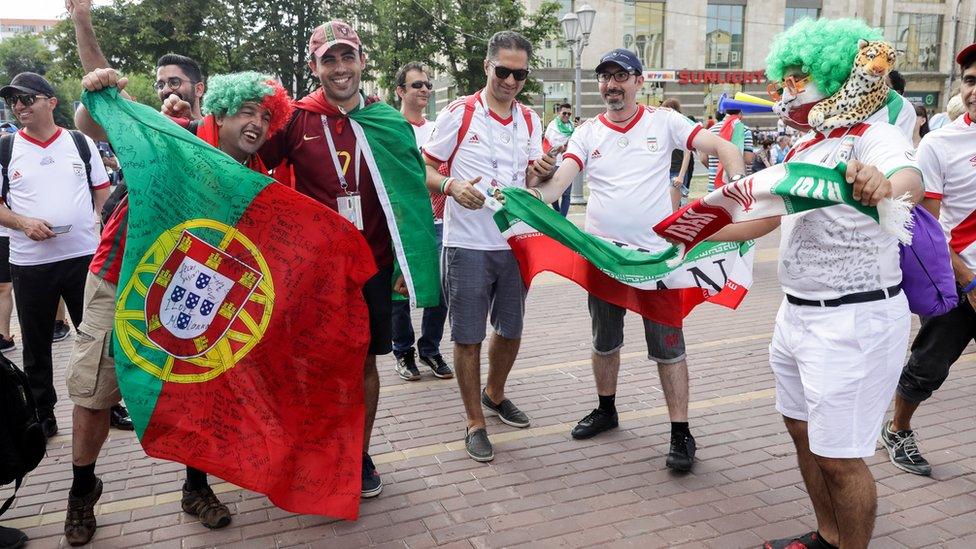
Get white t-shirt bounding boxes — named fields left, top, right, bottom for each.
left=917, top=113, right=976, bottom=271
left=565, top=106, right=701, bottom=252
left=410, top=118, right=435, bottom=148
left=544, top=119, right=572, bottom=166
left=865, top=90, right=916, bottom=142
left=779, top=122, right=919, bottom=300
left=5, top=129, right=109, bottom=266
left=423, top=90, right=542, bottom=250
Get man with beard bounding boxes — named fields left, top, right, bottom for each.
left=708, top=19, right=923, bottom=549
left=64, top=69, right=293, bottom=545
left=259, top=21, right=439, bottom=498
left=521, top=48, right=745, bottom=471
left=390, top=61, right=453, bottom=381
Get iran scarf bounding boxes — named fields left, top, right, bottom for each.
left=655, top=161, right=914, bottom=259
left=295, top=89, right=440, bottom=308
left=492, top=188, right=754, bottom=328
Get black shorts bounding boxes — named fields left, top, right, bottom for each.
left=0, top=237, right=10, bottom=284
left=362, top=265, right=394, bottom=356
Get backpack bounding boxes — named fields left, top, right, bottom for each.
left=0, top=354, right=46, bottom=516
left=0, top=130, right=94, bottom=211
left=443, top=92, right=535, bottom=172
left=900, top=205, right=958, bottom=317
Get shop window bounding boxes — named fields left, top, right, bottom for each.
left=622, top=1, right=665, bottom=69
left=706, top=3, right=744, bottom=69
left=889, top=13, right=942, bottom=72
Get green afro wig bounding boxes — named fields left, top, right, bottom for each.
left=765, top=18, right=884, bottom=98
left=202, top=71, right=293, bottom=135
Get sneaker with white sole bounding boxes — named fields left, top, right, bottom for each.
left=880, top=420, right=931, bottom=476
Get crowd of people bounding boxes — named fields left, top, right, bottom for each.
left=0, top=4, right=974, bottom=549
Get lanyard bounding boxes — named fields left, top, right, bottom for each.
left=479, top=92, right=522, bottom=186
left=320, top=115, right=361, bottom=195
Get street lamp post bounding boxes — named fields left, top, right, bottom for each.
left=561, top=3, right=596, bottom=205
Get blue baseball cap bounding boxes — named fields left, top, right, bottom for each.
left=595, top=49, right=643, bottom=75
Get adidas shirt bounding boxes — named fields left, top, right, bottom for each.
left=779, top=122, right=919, bottom=300
left=5, top=129, right=109, bottom=266
left=423, top=90, right=542, bottom=250
left=917, top=113, right=976, bottom=271
left=564, top=106, right=701, bottom=252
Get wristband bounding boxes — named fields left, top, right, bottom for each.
left=963, top=279, right=976, bottom=294
left=439, top=177, right=453, bottom=194
left=532, top=188, right=544, bottom=201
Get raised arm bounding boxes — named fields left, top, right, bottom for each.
left=66, top=0, right=109, bottom=71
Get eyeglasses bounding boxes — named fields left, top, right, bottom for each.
left=408, top=81, right=433, bottom=90
left=766, top=75, right=811, bottom=101
left=597, top=71, right=634, bottom=83
left=4, top=94, right=46, bottom=108
left=489, top=62, right=530, bottom=82
left=560, top=111, right=571, bottom=116
left=153, top=76, right=194, bottom=91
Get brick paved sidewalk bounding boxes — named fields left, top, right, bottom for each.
left=2, top=231, right=976, bottom=548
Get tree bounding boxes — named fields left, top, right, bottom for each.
left=0, top=34, right=53, bottom=83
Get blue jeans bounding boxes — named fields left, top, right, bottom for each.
left=551, top=184, right=572, bottom=217
left=392, top=223, right=448, bottom=358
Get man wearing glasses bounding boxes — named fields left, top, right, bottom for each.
left=525, top=49, right=746, bottom=471
left=153, top=54, right=206, bottom=121
left=391, top=62, right=454, bottom=382
left=0, top=72, right=111, bottom=441
left=422, top=30, right=548, bottom=462
left=544, top=103, right=574, bottom=216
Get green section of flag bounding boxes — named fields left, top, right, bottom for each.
left=494, top=188, right=752, bottom=284
left=773, top=162, right=878, bottom=221
left=348, top=102, right=440, bottom=308
left=82, top=88, right=272, bottom=435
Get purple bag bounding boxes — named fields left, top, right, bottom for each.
left=900, top=205, right=958, bottom=317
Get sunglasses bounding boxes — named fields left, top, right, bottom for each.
left=408, top=81, right=433, bottom=90
left=560, top=112, right=571, bottom=116
left=766, top=75, right=811, bottom=101
left=597, top=71, right=634, bottom=83
left=153, top=76, right=194, bottom=91
left=489, top=62, right=530, bottom=82
left=4, top=94, right=46, bottom=108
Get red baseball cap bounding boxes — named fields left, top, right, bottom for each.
left=308, top=21, right=362, bottom=59
left=957, top=42, right=976, bottom=68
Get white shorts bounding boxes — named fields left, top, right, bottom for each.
left=769, top=293, right=910, bottom=458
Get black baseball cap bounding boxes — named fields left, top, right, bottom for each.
left=0, top=72, right=56, bottom=99
left=595, top=49, right=643, bottom=75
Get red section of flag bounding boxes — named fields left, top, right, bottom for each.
left=950, top=209, right=976, bottom=255
left=140, top=184, right=376, bottom=520
left=653, top=200, right=734, bottom=254
left=507, top=231, right=709, bottom=328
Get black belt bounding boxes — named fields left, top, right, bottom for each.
left=786, top=284, right=901, bottom=307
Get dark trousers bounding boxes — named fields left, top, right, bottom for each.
left=551, top=185, right=572, bottom=217
left=10, top=254, right=91, bottom=415
left=897, top=289, right=975, bottom=404
left=391, top=223, right=447, bottom=358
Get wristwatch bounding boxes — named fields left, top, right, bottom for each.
left=728, top=174, right=746, bottom=184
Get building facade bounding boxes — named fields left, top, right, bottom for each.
left=433, top=0, right=975, bottom=128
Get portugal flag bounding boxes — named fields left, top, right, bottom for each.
left=83, top=88, right=375, bottom=519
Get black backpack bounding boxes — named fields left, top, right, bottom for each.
left=0, top=354, right=46, bottom=516
left=0, top=130, right=94, bottom=210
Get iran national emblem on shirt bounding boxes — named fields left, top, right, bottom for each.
left=144, top=230, right=262, bottom=358
left=646, top=137, right=658, bottom=152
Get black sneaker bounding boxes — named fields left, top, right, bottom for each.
left=0, top=526, right=28, bottom=549
left=419, top=354, right=454, bottom=379
left=481, top=388, right=530, bottom=428
left=361, top=453, right=383, bottom=498
left=465, top=427, right=494, bottom=462
left=40, top=415, right=58, bottom=439
left=571, top=408, right=618, bottom=439
left=53, top=320, right=70, bottom=342
left=880, top=420, right=932, bottom=476
left=64, top=478, right=102, bottom=546
left=110, top=404, right=134, bottom=431
left=764, top=530, right=831, bottom=549
left=666, top=430, right=696, bottom=472
left=394, top=350, right=421, bottom=381
left=181, top=484, right=231, bottom=529
left=0, top=336, right=15, bottom=352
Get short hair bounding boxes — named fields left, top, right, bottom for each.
left=157, top=53, right=203, bottom=83
left=487, top=30, right=532, bottom=61
left=888, top=70, right=906, bottom=95
left=395, top=62, right=428, bottom=88
left=558, top=103, right=571, bottom=111
left=661, top=98, right=682, bottom=112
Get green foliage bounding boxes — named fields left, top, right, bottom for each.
left=0, top=34, right=53, bottom=83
